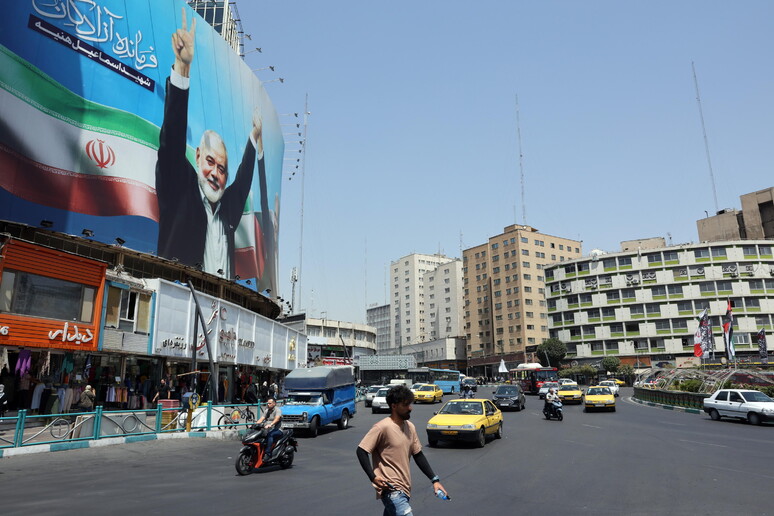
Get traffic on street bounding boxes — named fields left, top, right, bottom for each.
left=2, top=386, right=774, bottom=515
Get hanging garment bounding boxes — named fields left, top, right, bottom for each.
left=40, top=351, right=51, bottom=376
left=61, top=353, right=74, bottom=374
left=0, top=347, right=9, bottom=372
left=30, top=382, right=45, bottom=410
left=16, top=350, right=32, bottom=375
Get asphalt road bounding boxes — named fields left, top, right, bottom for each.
left=2, top=387, right=773, bottom=516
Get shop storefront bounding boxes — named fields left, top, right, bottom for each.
left=149, top=279, right=307, bottom=404
left=0, top=238, right=107, bottom=413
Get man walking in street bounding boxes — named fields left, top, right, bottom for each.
left=356, top=385, right=449, bottom=515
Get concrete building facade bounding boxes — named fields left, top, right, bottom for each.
left=463, top=224, right=582, bottom=376
left=389, top=253, right=457, bottom=352
left=698, top=187, right=774, bottom=242
left=366, top=303, right=391, bottom=354
left=545, top=241, right=774, bottom=368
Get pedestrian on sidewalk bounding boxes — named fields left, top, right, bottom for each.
left=77, top=385, right=95, bottom=412
left=0, top=384, right=8, bottom=417
left=152, top=378, right=171, bottom=406
left=356, top=384, right=449, bottom=515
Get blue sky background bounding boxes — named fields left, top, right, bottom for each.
left=237, top=1, right=774, bottom=324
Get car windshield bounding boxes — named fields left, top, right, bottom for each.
left=542, top=383, right=559, bottom=390
left=411, top=384, right=423, bottom=390
left=368, top=386, right=383, bottom=393
left=439, top=402, right=483, bottom=415
left=559, top=385, right=578, bottom=392
left=587, top=387, right=611, bottom=396
left=600, top=381, right=614, bottom=386
left=741, top=391, right=774, bottom=403
left=496, top=387, right=520, bottom=396
left=418, top=385, right=434, bottom=391
left=463, top=379, right=476, bottom=385
left=284, top=394, right=323, bottom=405
left=376, top=389, right=389, bottom=397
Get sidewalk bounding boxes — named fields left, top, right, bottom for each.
left=0, top=428, right=241, bottom=458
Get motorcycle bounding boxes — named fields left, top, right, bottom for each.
left=235, top=423, right=298, bottom=475
left=543, top=400, right=563, bottom=421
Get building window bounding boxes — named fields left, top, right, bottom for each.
left=0, top=269, right=96, bottom=323
left=105, top=287, right=152, bottom=333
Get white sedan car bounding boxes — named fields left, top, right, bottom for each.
left=371, top=388, right=391, bottom=414
left=703, top=389, right=774, bottom=425
left=598, top=380, right=620, bottom=397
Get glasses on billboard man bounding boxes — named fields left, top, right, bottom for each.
left=155, top=8, right=264, bottom=280
left=357, top=385, right=449, bottom=515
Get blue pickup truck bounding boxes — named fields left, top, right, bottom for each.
left=280, top=366, right=356, bottom=437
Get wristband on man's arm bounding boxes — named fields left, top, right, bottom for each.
left=430, top=475, right=440, bottom=483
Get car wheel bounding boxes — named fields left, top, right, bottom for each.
left=337, top=410, right=349, bottom=430
left=514, top=401, right=521, bottom=412
left=309, top=416, right=320, bottom=437
left=475, top=428, right=486, bottom=448
left=495, top=423, right=503, bottom=439
left=709, top=409, right=721, bottom=421
left=748, top=412, right=762, bottom=426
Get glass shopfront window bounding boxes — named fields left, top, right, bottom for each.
left=0, top=269, right=96, bottom=322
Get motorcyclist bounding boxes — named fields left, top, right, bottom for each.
left=462, top=382, right=472, bottom=399
left=256, top=397, right=282, bottom=461
left=544, top=388, right=560, bottom=417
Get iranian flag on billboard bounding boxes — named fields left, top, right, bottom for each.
left=0, top=0, right=281, bottom=294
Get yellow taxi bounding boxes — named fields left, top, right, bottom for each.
left=557, top=383, right=583, bottom=404
left=610, top=378, right=625, bottom=386
left=583, top=385, right=616, bottom=412
left=426, top=399, right=503, bottom=448
left=413, top=384, right=444, bottom=403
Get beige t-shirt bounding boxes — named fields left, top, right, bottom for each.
left=358, top=417, right=422, bottom=497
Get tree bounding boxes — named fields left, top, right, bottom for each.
left=601, top=356, right=621, bottom=373
left=537, top=338, right=567, bottom=367
left=619, top=364, right=635, bottom=377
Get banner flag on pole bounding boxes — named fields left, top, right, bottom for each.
left=723, top=299, right=735, bottom=361
left=758, top=328, right=768, bottom=364
left=693, top=308, right=712, bottom=359
left=693, top=308, right=707, bottom=358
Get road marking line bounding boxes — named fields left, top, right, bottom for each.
left=660, top=421, right=687, bottom=426
left=706, top=464, right=774, bottom=480
left=582, top=424, right=602, bottom=429
left=678, top=439, right=726, bottom=448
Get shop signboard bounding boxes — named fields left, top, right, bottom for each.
left=0, top=239, right=105, bottom=352
left=150, top=279, right=305, bottom=369
left=0, top=0, right=282, bottom=294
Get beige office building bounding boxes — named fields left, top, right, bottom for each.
left=463, top=224, right=582, bottom=376
left=698, top=187, right=774, bottom=242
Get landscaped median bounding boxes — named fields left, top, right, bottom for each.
left=633, top=386, right=708, bottom=412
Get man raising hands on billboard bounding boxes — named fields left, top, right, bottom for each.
left=156, top=8, right=264, bottom=279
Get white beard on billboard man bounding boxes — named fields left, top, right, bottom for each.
left=155, top=8, right=264, bottom=280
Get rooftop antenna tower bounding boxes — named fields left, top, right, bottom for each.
left=691, top=62, right=720, bottom=214
left=515, top=94, right=527, bottom=224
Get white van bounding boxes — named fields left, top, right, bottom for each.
left=388, top=379, right=412, bottom=388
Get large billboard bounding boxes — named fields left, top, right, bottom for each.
left=0, top=0, right=281, bottom=294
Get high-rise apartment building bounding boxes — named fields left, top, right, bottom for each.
left=366, top=303, right=391, bottom=353
left=425, top=260, right=465, bottom=341
left=389, top=253, right=457, bottom=352
left=463, top=224, right=582, bottom=376
left=188, top=0, right=242, bottom=54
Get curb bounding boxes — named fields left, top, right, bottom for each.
left=0, top=429, right=242, bottom=458
left=629, top=396, right=702, bottom=414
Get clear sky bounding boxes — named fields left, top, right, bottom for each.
left=236, top=1, right=774, bottom=324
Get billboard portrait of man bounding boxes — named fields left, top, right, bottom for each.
left=155, top=9, right=264, bottom=279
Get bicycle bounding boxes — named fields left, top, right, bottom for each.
left=218, top=404, right=257, bottom=429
